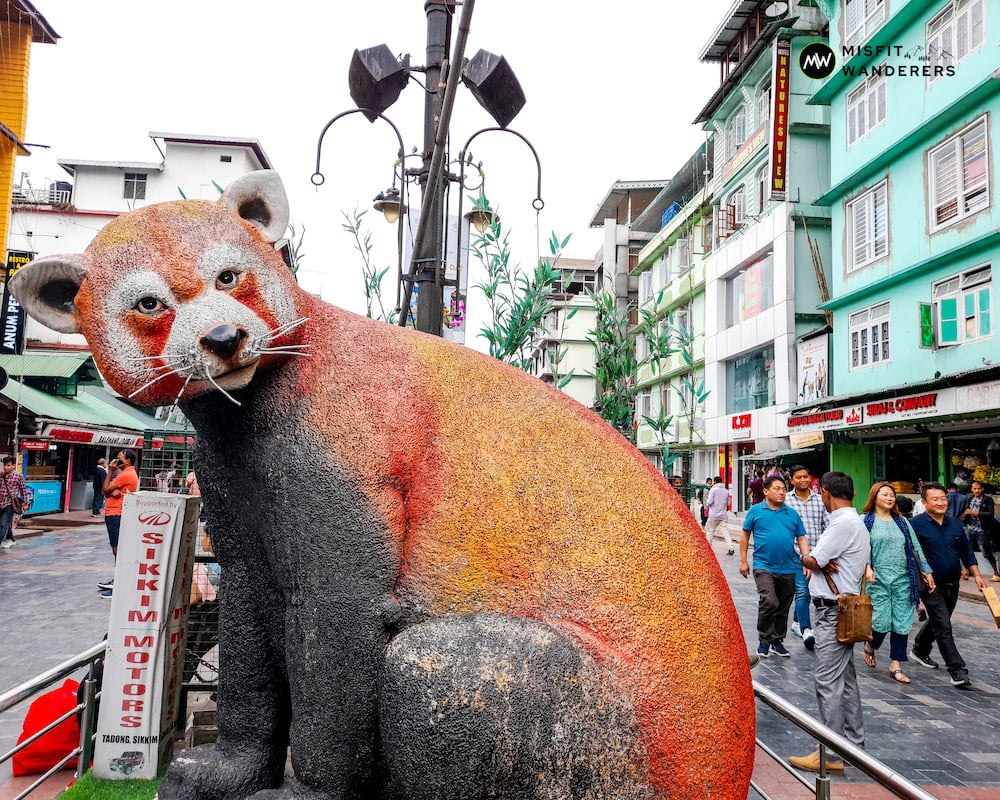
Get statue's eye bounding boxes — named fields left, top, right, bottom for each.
left=135, top=296, right=167, bottom=315
left=216, top=270, right=243, bottom=290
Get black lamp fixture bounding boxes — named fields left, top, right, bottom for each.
left=348, top=45, right=409, bottom=122
left=464, top=205, right=495, bottom=233
left=460, top=49, right=526, bottom=128
left=373, top=185, right=406, bottom=224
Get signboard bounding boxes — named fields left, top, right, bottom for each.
left=25, top=480, right=62, bottom=513
left=790, top=431, right=825, bottom=449
left=731, top=413, right=753, bottom=440
left=770, top=38, right=791, bottom=201
left=722, top=126, right=767, bottom=181
left=21, top=440, right=50, bottom=451
left=95, top=493, right=201, bottom=779
left=796, top=334, right=829, bottom=404
left=41, top=424, right=144, bottom=448
left=787, top=390, right=961, bottom=432
left=2, top=251, right=32, bottom=355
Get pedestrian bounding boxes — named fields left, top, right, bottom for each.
left=785, top=464, right=828, bottom=650
left=909, top=482, right=987, bottom=689
left=859, top=482, right=935, bottom=685
left=739, top=475, right=808, bottom=659
left=0, top=456, right=27, bottom=550
left=97, top=449, right=139, bottom=598
left=789, top=472, right=870, bottom=774
left=155, top=460, right=178, bottom=492
left=963, top=480, right=993, bottom=554
left=747, top=469, right=765, bottom=506
left=91, top=458, right=107, bottom=517
left=946, top=482, right=968, bottom=521
left=696, top=477, right=713, bottom=527
left=705, top=476, right=735, bottom=554
left=185, top=470, right=200, bottom=496
left=977, top=495, right=1000, bottom=582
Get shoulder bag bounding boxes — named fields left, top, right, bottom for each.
left=824, top=572, right=873, bottom=643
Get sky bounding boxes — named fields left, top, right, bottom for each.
left=16, top=0, right=735, bottom=339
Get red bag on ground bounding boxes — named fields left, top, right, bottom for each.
left=12, top=678, right=80, bottom=776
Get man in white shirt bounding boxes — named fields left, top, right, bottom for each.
left=704, top=476, right=735, bottom=555
left=788, top=471, right=870, bottom=775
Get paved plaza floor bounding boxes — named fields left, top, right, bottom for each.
left=1, top=514, right=999, bottom=798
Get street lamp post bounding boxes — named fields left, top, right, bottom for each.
left=312, top=0, right=532, bottom=337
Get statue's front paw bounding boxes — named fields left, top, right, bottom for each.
left=159, top=744, right=280, bottom=800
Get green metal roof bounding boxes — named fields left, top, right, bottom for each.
left=0, top=380, right=157, bottom=432
left=0, top=353, right=101, bottom=381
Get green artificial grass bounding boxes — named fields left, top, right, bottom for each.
left=58, top=771, right=162, bottom=800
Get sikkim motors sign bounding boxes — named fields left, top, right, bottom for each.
left=2, top=251, right=32, bottom=354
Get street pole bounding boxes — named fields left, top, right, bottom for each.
left=413, top=1, right=451, bottom=336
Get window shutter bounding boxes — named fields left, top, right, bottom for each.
left=931, top=141, right=959, bottom=225
left=939, top=296, right=959, bottom=344
left=918, top=302, right=935, bottom=348
left=851, top=196, right=869, bottom=267
left=873, top=185, right=888, bottom=259
left=979, top=287, right=991, bottom=336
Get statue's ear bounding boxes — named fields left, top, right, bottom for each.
left=220, top=170, right=290, bottom=244
left=8, top=255, right=88, bottom=334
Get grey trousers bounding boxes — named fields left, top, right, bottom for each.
left=812, top=604, right=865, bottom=747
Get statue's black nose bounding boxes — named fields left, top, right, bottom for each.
left=201, top=324, right=245, bottom=359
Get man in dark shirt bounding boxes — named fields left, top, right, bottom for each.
left=747, top=470, right=765, bottom=507
left=909, top=482, right=986, bottom=689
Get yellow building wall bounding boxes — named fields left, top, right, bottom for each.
left=0, top=22, right=33, bottom=259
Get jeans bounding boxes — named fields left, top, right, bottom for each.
left=92, top=489, right=105, bottom=515
left=812, top=605, right=864, bottom=746
left=0, top=504, right=13, bottom=542
left=870, top=629, right=909, bottom=662
left=913, top=580, right=966, bottom=675
left=753, top=570, right=796, bottom=643
left=792, top=567, right=811, bottom=631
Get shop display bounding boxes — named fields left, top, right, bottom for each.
left=950, top=438, right=1000, bottom=492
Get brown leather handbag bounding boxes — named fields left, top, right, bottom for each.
left=824, top=572, right=873, bottom=644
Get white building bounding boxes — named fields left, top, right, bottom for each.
left=9, top=132, right=274, bottom=349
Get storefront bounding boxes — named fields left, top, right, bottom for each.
left=786, top=370, right=1000, bottom=506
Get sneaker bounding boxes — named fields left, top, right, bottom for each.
left=97, top=578, right=114, bottom=590
left=910, top=650, right=939, bottom=670
left=950, top=672, right=972, bottom=689
left=802, top=629, right=816, bottom=650
left=771, top=641, right=791, bottom=658
left=0, top=538, right=14, bottom=549
left=100, top=589, right=113, bottom=600
left=756, top=642, right=770, bottom=658
left=789, top=622, right=801, bottom=639
left=788, top=750, right=845, bottom=774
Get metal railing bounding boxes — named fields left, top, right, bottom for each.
left=0, top=642, right=105, bottom=800
left=11, top=188, right=72, bottom=206
left=752, top=681, right=941, bottom=800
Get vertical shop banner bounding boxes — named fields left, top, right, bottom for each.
left=2, top=251, right=33, bottom=354
left=770, top=38, right=791, bottom=201
left=796, top=334, right=829, bottom=404
left=95, top=493, right=201, bottom=779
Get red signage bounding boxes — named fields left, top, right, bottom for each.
left=787, top=409, right=843, bottom=428
left=865, top=393, right=938, bottom=417
left=42, top=425, right=143, bottom=448
left=21, top=440, right=50, bottom=451
left=770, top=38, right=791, bottom=201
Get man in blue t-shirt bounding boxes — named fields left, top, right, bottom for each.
left=740, top=474, right=808, bottom=659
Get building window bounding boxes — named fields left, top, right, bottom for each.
left=726, top=347, right=775, bottom=413
left=845, top=0, right=886, bottom=46
left=660, top=384, right=672, bottom=417
left=639, top=271, right=653, bottom=306
left=718, top=187, right=746, bottom=240
left=932, top=264, right=992, bottom=345
left=637, top=391, right=652, bottom=422
left=847, top=181, right=888, bottom=271
left=220, top=155, right=232, bottom=163
left=846, top=69, right=886, bottom=146
left=849, top=302, right=890, bottom=369
left=928, top=115, right=989, bottom=231
left=636, top=332, right=650, bottom=361
left=726, top=254, right=775, bottom=326
left=928, top=0, right=985, bottom=83
left=726, top=106, right=747, bottom=159
left=123, top=173, right=147, bottom=201
left=757, top=165, right=769, bottom=215
left=756, top=81, right=771, bottom=131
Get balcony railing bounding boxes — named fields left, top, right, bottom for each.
left=11, top=188, right=72, bottom=206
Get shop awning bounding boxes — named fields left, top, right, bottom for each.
left=0, top=353, right=101, bottom=380
left=0, top=380, right=145, bottom=430
left=741, top=447, right=818, bottom=461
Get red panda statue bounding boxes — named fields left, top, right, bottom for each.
left=10, top=171, right=754, bottom=800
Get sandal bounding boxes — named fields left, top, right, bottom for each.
left=863, top=644, right=877, bottom=668
left=889, top=668, right=910, bottom=684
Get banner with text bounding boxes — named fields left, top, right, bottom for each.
left=2, top=251, right=33, bottom=354
left=95, top=493, right=201, bottom=779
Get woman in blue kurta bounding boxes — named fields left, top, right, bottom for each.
left=861, top=482, right=936, bottom=684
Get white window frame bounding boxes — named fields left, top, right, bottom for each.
left=639, top=270, right=653, bottom=305
left=726, top=106, right=747, bottom=159
left=927, top=0, right=985, bottom=85
left=846, top=68, right=887, bottom=146
left=123, top=172, right=147, bottom=201
left=730, top=186, right=746, bottom=229
left=847, top=181, right=889, bottom=272
left=845, top=0, right=887, bottom=47
left=928, top=115, right=990, bottom=231
left=756, top=165, right=769, bottom=215
left=849, top=301, right=891, bottom=370
left=638, top=391, right=653, bottom=421
left=756, top=80, right=771, bottom=131
left=932, top=264, right=992, bottom=346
